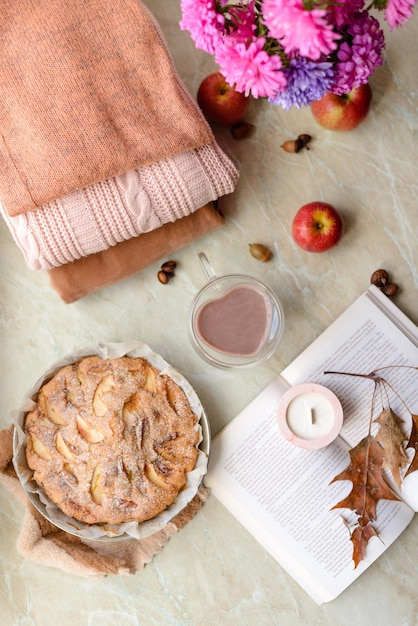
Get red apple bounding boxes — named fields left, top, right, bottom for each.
left=310, top=83, right=372, bottom=131
left=292, top=202, right=343, bottom=253
left=197, top=72, right=250, bottom=126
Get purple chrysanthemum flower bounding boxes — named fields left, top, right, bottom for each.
left=215, top=36, right=287, bottom=99
left=385, top=0, right=416, bottom=29
left=179, top=0, right=225, bottom=55
left=331, top=12, right=385, bottom=95
left=269, top=58, right=334, bottom=109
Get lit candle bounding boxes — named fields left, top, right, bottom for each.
left=277, top=383, right=343, bottom=450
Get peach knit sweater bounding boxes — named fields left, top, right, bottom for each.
left=0, top=0, right=213, bottom=217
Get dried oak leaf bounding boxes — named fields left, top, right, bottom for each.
left=350, top=523, right=380, bottom=569
left=331, top=435, right=401, bottom=566
left=330, top=434, right=401, bottom=525
left=405, top=413, right=418, bottom=478
left=374, top=407, right=409, bottom=489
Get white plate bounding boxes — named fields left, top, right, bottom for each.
left=12, top=341, right=210, bottom=541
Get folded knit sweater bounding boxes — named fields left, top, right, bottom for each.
left=2, top=142, right=238, bottom=269
left=0, top=0, right=214, bottom=217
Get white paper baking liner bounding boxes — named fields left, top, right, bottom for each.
left=12, top=341, right=210, bottom=541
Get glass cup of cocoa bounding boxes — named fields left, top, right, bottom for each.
left=189, top=252, right=285, bottom=368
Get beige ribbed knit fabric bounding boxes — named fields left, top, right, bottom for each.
left=2, top=142, right=238, bottom=270
left=0, top=0, right=213, bottom=217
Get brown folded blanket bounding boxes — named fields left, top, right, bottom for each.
left=0, top=0, right=213, bottom=217
left=48, top=202, right=225, bottom=303
left=0, top=426, right=210, bottom=578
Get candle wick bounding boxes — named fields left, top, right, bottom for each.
left=310, top=408, right=315, bottom=425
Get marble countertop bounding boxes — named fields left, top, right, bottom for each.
left=1, top=2, right=418, bottom=625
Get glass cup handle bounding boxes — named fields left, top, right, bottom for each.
left=197, top=251, right=217, bottom=283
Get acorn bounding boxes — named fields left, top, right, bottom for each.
left=249, top=243, right=273, bottom=262
left=298, top=133, right=312, bottom=149
left=281, top=133, right=312, bottom=153
left=281, top=138, right=303, bottom=153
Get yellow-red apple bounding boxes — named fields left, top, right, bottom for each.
left=197, top=72, right=250, bottom=126
left=292, top=202, right=344, bottom=252
left=310, top=83, right=372, bottom=131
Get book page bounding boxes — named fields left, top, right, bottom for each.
left=281, top=287, right=418, bottom=508
left=205, top=377, right=414, bottom=604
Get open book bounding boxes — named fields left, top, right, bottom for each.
left=205, top=285, right=418, bottom=604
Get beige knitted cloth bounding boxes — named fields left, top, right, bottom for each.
left=0, top=426, right=210, bottom=578
left=0, top=0, right=213, bottom=217
left=2, top=142, right=238, bottom=269
left=48, top=203, right=226, bottom=303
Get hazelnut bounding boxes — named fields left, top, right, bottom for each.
left=231, top=121, right=255, bottom=140
left=370, top=269, right=390, bottom=288
left=381, top=283, right=398, bottom=297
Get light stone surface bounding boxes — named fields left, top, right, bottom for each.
left=1, top=2, right=418, bottom=625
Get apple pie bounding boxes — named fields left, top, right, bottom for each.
left=24, top=355, right=200, bottom=525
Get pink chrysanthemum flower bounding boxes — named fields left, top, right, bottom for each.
left=179, top=0, right=414, bottom=108
left=326, top=0, right=365, bottom=28
left=332, top=13, right=385, bottom=95
left=226, top=1, right=257, bottom=42
left=384, top=0, right=416, bottom=29
left=179, top=0, right=225, bottom=55
left=262, top=0, right=340, bottom=60
left=215, top=37, right=287, bottom=98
